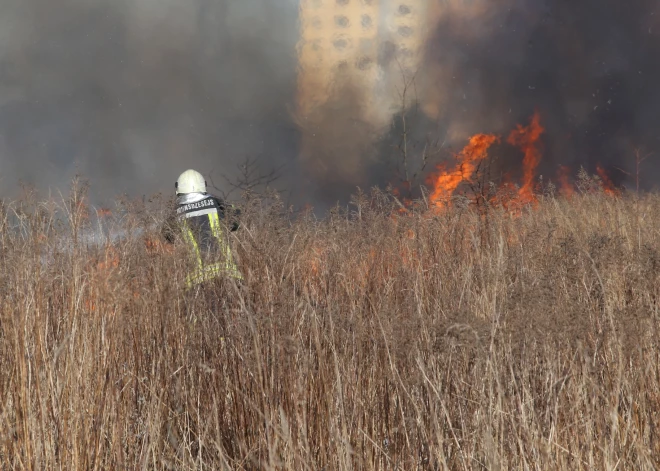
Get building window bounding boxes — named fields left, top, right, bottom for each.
left=335, top=15, right=349, bottom=28
left=336, top=0, right=349, bottom=5
left=337, top=60, right=349, bottom=71
left=398, top=25, right=413, bottom=37
left=398, top=5, right=411, bottom=15
left=361, top=15, right=372, bottom=29
left=356, top=56, right=373, bottom=70
left=333, top=38, right=349, bottom=50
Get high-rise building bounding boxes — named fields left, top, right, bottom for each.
left=296, top=0, right=437, bottom=128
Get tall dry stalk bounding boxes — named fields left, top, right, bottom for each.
left=1, top=183, right=659, bottom=470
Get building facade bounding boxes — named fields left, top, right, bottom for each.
left=296, top=0, right=436, bottom=127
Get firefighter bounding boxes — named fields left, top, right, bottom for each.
left=163, top=169, right=243, bottom=289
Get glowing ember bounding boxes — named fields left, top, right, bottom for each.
left=145, top=236, right=174, bottom=255
left=557, top=165, right=574, bottom=197
left=507, top=110, right=544, bottom=203
left=96, top=245, right=119, bottom=272
left=426, top=133, right=500, bottom=208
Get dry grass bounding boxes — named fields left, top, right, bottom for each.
left=1, top=181, right=660, bottom=470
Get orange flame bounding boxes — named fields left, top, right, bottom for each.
left=145, top=236, right=174, bottom=255
left=308, top=243, right=326, bottom=278
left=557, top=165, right=574, bottom=198
left=507, top=110, right=544, bottom=203
left=415, top=109, right=621, bottom=217
left=426, top=133, right=500, bottom=208
left=85, top=244, right=119, bottom=313
left=596, top=165, right=619, bottom=195
left=96, top=245, right=119, bottom=272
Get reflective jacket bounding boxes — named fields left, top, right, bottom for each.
left=167, top=192, right=242, bottom=288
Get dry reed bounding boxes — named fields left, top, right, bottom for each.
left=1, top=180, right=659, bottom=470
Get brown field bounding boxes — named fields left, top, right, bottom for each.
left=1, top=181, right=660, bottom=470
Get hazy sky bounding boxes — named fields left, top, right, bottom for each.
left=1, top=0, right=659, bottom=209
left=0, top=0, right=302, bottom=204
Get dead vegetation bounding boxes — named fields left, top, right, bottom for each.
left=1, top=180, right=660, bottom=470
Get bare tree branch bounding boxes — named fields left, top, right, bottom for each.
left=389, top=56, right=446, bottom=201
left=208, top=156, right=285, bottom=200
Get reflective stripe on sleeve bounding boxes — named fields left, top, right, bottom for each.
left=184, top=208, right=217, bottom=218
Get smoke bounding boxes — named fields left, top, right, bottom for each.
left=0, top=0, right=301, bottom=204
left=2, top=0, right=659, bottom=210
left=422, top=0, right=660, bottom=189
left=296, top=69, right=388, bottom=205
left=294, top=0, right=660, bottom=206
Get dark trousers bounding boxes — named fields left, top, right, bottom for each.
left=183, top=276, right=244, bottom=347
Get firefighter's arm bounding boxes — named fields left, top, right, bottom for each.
left=161, top=213, right=178, bottom=244
left=228, top=205, right=240, bottom=232
left=144, top=213, right=177, bottom=255
left=214, top=195, right=240, bottom=232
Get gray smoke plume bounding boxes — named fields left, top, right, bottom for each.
left=421, top=0, right=660, bottom=190
left=0, top=0, right=301, bottom=205
left=2, top=0, right=659, bottom=211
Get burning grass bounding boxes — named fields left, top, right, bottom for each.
left=1, top=182, right=660, bottom=470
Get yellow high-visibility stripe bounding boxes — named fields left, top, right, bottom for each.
left=208, top=211, right=220, bottom=235
left=182, top=221, right=203, bottom=270
left=182, top=210, right=243, bottom=289
left=208, top=211, right=241, bottom=278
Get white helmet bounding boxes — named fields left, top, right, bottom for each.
left=175, top=169, right=207, bottom=195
